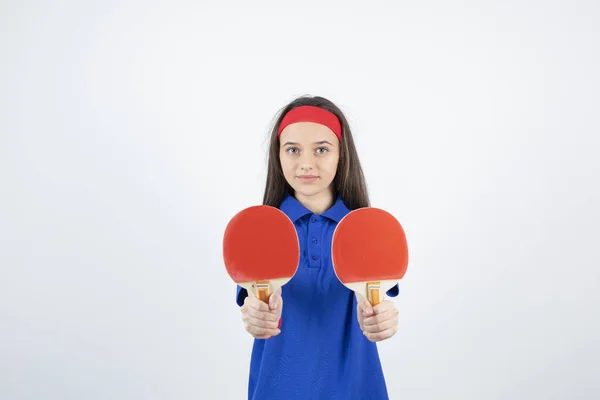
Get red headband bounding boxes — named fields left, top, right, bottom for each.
left=277, top=106, right=342, bottom=141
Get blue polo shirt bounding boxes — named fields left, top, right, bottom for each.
left=235, top=194, right=399, bottom=400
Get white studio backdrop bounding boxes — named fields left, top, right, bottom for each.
left=1, top=1, right=599, bottom=399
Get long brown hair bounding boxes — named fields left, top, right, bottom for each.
left=262, top=95, right=370, bottom=210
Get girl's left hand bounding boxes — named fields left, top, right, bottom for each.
left=356, top=295, right=399, bottom=342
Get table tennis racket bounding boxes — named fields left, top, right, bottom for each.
left=332, top=207, right=408, bottom=306
left=223, top=205, right=299, bottom=303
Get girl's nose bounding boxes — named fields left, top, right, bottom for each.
left=299, top=152, right=314, bottom=171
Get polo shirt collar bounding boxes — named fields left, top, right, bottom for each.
left=322, top=196, right=351, bottom=222
left=279, top=193, right=351, bottom=223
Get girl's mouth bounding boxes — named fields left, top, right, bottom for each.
left=297, top=175, right=318, bottom=183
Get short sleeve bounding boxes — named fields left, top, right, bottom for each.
left=236, top=285, right=248, bottom=307
left=386, top=283, right=400, bottom=298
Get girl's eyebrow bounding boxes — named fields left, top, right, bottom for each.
left=282, top=140, right=333, bottom=146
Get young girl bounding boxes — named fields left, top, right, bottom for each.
left=235, top=95, right=400, bottom=399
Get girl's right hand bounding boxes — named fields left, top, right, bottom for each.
left=241, top=287, right=282, bottom=339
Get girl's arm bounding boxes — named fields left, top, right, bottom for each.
left=236, top=285, right=248, bottom=307
left=386, top=283, right=400, bottom=298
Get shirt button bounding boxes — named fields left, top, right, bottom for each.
left=310, top=217, right=316, bottom=223
left=312, top=238, right=318, bottom=244
left=312, top=255, right=318, bottom=261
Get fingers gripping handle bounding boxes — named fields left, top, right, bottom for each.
left=367, top=281, right=381, bottom=306
left=254, top=280, right=282, bottom=330
left=255, top=280, right=270, bottom=303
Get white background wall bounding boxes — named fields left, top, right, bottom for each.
left=1, top=1, right=599, bottom=399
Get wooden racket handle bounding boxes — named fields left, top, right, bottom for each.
left=255, top=280, right=270, bottom=303
left=367, top=281, right=381, bottom=306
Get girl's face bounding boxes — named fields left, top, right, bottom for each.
left=279, top=122, right=340, bottom=200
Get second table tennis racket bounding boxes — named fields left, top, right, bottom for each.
left=332, top=207, right=408, bottom=306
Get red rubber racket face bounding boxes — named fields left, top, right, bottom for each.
left=332, top=208, right=408, bottom=285
left=222, top=206, right=299, bottom=285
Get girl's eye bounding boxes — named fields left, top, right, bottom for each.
left=316, top=147, right=328, bottom=154
left=286, top=147, right=299, bottom=154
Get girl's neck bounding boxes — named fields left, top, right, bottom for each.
left=295, top=188, right=335, bottom=215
